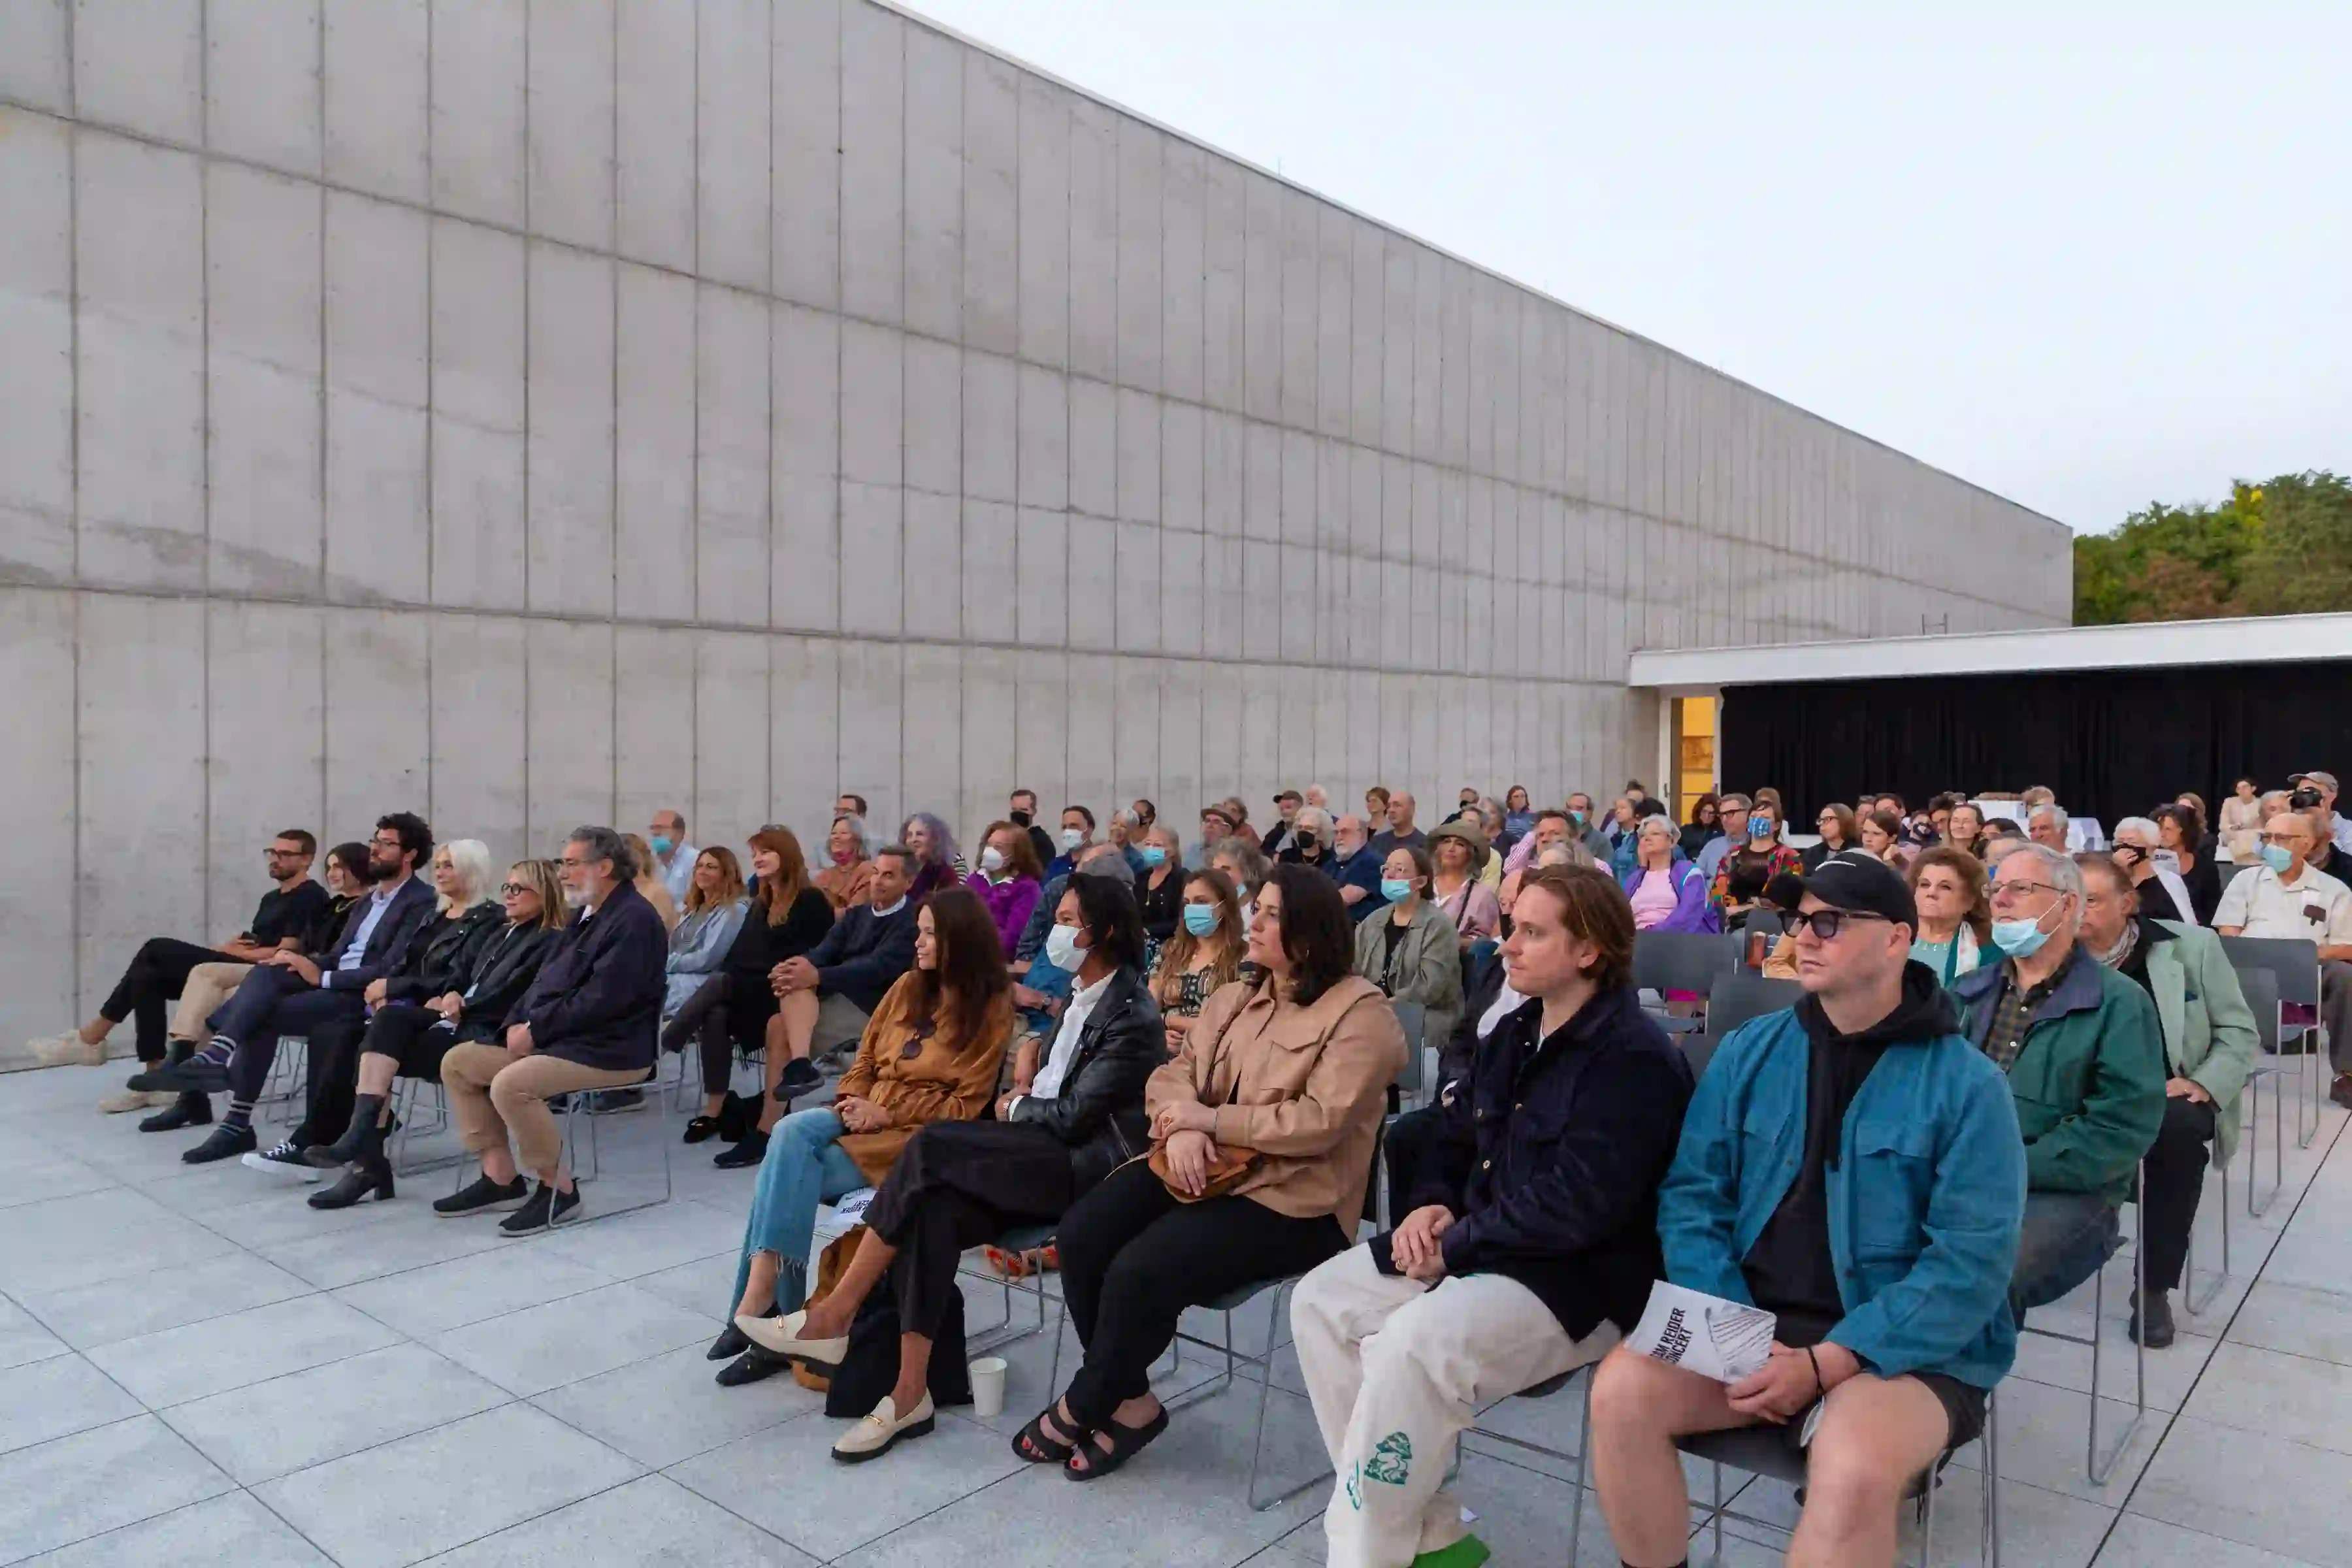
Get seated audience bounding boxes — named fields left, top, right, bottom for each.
left=132, top=815, right=439, bottom=1165
left=1501, top=785, right=1536, bottom=841
left=1693, top=794, right=1752, bottom=883
left=968, top=819, right=1046, bottom=955
left=646, top=808, right=700, bottom=906
left=1981, top=827, right=2031, bottom=866
left=2108, top=815, right=2197, bottom=926
left=1146, top=868, right=1249, bottom=1049
left=1952, top=845, right=2165, bottom=1313
left=1297, top=864, right=1693, bottom=1568
left=1498, top=809, right=1578, bottom=911
left=432, top=826, right=667, bottom=1232
left=303, top=858, right=568, bottom=1207
left=2151, top=802, right=2221, bottom=924
left=2214, top=811, right=2352, bottom=1109
left=666, top=828, right=836, bottom=1155
left=2218, top=777, right=2264, bottom=862
left=1009, top=866, right=1401, bottom=1478
left=1009, top=787, right=1058, bottom=871
left=708, top=889, right=1013, bottom=1371
left=901, top=813, right=966, bottom=901
left=31, top=829, right=330, bottom=1107
left=1194, top=800, right=1241, bottom=870
left=1563, top=792, right=1615, bottom=861
left=1473, top=801, right=1512, bottom=883
left=624, top=832, right=681, bottom=932
left=1289, top=806, right=1335, bottom=877
left=1132, top=825, right=1186, bottom=941
left=836, top=792, right=870, bottom=820
left=1264, top=789, right=1309, bottom=861
left=1327, top=814, right=1387, bottom=924
left=1356, top=845, right=1467, bottom=1046
left=755, top=845, right=921, bottom=1124
left=734, top=877, right=1166, bottom=1456
left=661, top=847, right=751, bottom=1023
left=1622, top=816, right=1715, bottom=934
left=244, top=840, right=501, bottom=1180
left=816, top=813, right=877, bottom=911
left=1906, top=847, right=1992, bottom=987
left=1047, top=805, right=1098, bottom=882
left=1105, top=809, right=1151, bottom=876
left=1211, top=836, right=1272, bottom=926
left=1709, top=799, right=1803, bottom=928
left=1805, top=805, right=1857, bottom=870
left=2293, top=769, right=2352, bottom=855
left=1371, top=792, right=1427, bottom=858
left=1592, top=855, right=2025, bottom=1568
left=1679, top=793, right=1722, bottom=863
left=2072, top=852, right=2257, bottom=1347
left=1858, top=809, right=1915, bottom=870
left=1426, top=822, right=1501, bottom=946
left=1945, top=800, right=1988, bottom=860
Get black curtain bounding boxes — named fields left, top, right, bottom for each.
left=1718, top=662, right=2352, bottom=829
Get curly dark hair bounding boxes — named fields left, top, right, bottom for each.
left=375, top=811, right=434, bottom=870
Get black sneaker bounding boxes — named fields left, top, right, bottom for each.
left=499, top=1181, right=582, bottom=1235
left=713, top=1129, right=770, bottom=1169
left=241, top=1141, right=323, bottom=1184
left=434, top=1172, right=531, bottom=1217
left=130, top=1058, right=231, bottom=1094
left=777, top=1058, right=824, bottom=1099
left=139, top=1094, right=213, bottom=1133
left=182, top=1124, right=257, bottom=1165
left=588, top=1087, right=645, bottom=1115
left=2129, top=1288, right=2176, bottom=1349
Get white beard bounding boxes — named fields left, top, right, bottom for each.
left=562, top=886, right=589, bottom=909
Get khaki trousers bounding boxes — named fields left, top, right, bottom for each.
left=440, top=1043, right=648, bottom=1176
left=170, top=962, right=254, bottom=1042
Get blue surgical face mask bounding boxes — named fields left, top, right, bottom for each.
left=1989, top=908, right=2054, bottom=958
left=1045, top=923, right=1086, bottom=973
left=1748, top=819, right=1773, bottom=840
left=649, top=835, right=674, bottom=855
left=1380, top=877, right=1414, bottom=904
left=1140, top=845, right=1168, bottom=868
left=1182, top=905, right=1218, bottom=938
left=2260, top=843, right=2293, bottom=874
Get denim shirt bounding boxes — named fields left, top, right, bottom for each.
left=1659, top=1007, right=2027, bottom=1388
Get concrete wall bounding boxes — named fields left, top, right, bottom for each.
left=0, top=0, right=2069, bottom=1043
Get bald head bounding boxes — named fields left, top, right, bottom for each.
left=2263, top=811, right=2317, bottom=876
left=1386, top=793, right=1416, bottom=832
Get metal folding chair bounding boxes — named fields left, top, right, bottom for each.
left=1680, top=1385, right=2001, bottom=1567
left=2017, top=1164, right=2146, bottom=1487
left=963, top=1219, right=1059, bottom=1355
left=2232, top=968, right=2290, bottom=1220
left=465, top=1063, right=675, bottom=1232
left=2218, top=935, right=2325, bottom=1149
left=1705, top=972, right=1803, bottom=1039
left=1632, top=932, right=1739, bottom=1033
left=1465, top=1364, right=1596, bottom=1562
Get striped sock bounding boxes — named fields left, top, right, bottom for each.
left=195, top=1037, right=234, bottom=1068
left=221, top=1098, right=255, bottom=1132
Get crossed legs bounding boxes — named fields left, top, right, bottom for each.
left=1588, top=1345, right=1950, bottom=1568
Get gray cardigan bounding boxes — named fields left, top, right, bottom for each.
left=1353, top=898, right=1465, bottom=1047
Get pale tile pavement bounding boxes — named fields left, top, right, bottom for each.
left=1, top=1054, right=2347, bottom=1567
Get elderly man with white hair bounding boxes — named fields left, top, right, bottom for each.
left=2026, top=802, right=2070, bottom=851
left=2217, top=811, right=2352, bottom=1109
left=2108, top=815, right=2198, bottom=926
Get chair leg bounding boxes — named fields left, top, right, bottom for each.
left=1567, top=1372, right=1590, bottom=1567
left=1711, top=1460, right=1725, bottom=1562
left=1917, top=1454, right=1935, bottom=1568
left=1984, top=1388, right=2001, bottom=1568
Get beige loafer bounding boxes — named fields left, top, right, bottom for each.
left=831, top=1391, right=935, bottom=1463
left=98, top=1088, right=173, bottom=1114
left=736, top=1309, right=849, bottom=1367
left=29, top=1032, right=106, bottom=1068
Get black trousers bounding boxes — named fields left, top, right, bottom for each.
left=866, top=1120, right=1079, bottom=1341
left=100, top=937, right=237, bottom=1062
left=661, top=973, right=738, bottom=1094
left=216, top=966, right=368, bottom=1111
left=1055, top=1159, right=1348, bottom=1430
left=2142, top=1094, right=2217, bottom=1293
left=360, top=1002, right=465, bottom=1082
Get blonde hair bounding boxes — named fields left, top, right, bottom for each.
left=506, top=859, right=568, bottom=931
left=438, top=839, right=497, bottom=914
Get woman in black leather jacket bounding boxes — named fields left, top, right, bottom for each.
left=302, top=859, right=570, bottom=1207
left=723, top=874, right=1167, bottom=1457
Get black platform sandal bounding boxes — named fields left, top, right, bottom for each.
left=1064, top=1405, right=1168, bottom=1480
left=1011, top=1403, right=1083, bottom=1465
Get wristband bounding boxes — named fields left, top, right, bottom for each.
left=1805, top=1345, right=1825, bottom=1395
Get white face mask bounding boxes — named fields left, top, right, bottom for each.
left=1045, top=923, right=1086, bottom=973
left=1059, top=828, right=1085, bottom=851
left=980, top=846, right=1007, bottom=875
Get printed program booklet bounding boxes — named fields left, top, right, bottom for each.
left=1625, top=1281, right=1777, bottom=1384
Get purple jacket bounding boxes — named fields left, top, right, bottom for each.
left=968, top=872, right=1043, bottom=957
left=1620, top=861, right=1719, bottom=935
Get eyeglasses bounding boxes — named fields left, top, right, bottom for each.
left=1776, top=909, right=1889, bottom=940
left=500, top=882, right=532, bottom=896
left=1989, top=880, right=2066, bottom=906
left=2257, top=832, right=2308, bottom=847
left=263, top=849, right=304, bottom=859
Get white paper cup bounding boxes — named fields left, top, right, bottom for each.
left=968, top=1356, right=1008, bottom=1418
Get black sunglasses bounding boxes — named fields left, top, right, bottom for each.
left=1776, top=908, right=1891, bottom=941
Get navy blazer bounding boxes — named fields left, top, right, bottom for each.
left=315, top=875, right=440, bottom=994
left=515, top=879, right=668, bottom=1073
left=1387, top=983, right=1695, bottom=1341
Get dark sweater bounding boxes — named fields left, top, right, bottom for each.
left=807, top=898, right=920, bottom=1015
left=722, top=887, right=837, bottom=985
left=514, top=879, right=668, bottom=1073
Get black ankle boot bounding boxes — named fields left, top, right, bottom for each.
left=308, top=1154, right=395, bottom=1209
left=305, top=1094, right=387, bottom=1169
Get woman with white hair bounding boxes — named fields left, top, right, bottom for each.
left=2108, top=815, right=2199, bottom=926
left=901, top=812, right=966, bottom=904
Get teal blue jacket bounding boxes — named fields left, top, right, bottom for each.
left=1659, top=1007, right=2025, bottom=1388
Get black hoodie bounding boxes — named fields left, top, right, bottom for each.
left=1740, top=960, right=1961, bottom=1347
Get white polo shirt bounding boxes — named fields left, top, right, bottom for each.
left=2214, top=862, right=2352, bottom=947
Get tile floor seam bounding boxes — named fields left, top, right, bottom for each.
left=2091, top=1107, right=2349, bottom=1558
left=397, top=1469, right=674, bottom=1568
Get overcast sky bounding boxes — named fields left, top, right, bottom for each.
left=902, top=0, right=2348, bottom=534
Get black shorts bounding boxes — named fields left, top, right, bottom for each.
left=1772, top=1371, right=1986, bottom=1455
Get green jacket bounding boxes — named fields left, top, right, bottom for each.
left=2142, top=920, right=2261, bottom=1166
left=1952, top=946, right=2166, bottom=1205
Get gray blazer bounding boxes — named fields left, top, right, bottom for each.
left=1353, top=898, right=1465, bottom=1047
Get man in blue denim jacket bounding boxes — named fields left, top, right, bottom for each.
left=1590, top=855, right=2025, bottom=1568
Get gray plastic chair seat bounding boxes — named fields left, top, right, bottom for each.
left=1707, top=972, right=1805, bottom=1037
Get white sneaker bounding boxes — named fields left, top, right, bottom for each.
left=28, top=1032, right=106, bottom=1068
left=241, top=1143, right=323, bottom=1183
left=831, top=1391, right=935, bottom=1463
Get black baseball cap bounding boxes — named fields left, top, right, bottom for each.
left=1788, top=852, right=1917, bottom=930
left=1273, top=789, right=1302, bottom=805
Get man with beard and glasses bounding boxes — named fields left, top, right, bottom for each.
left=133, top=815, right=439, bottom=1164
left=1590, top=855, right=2025, bottom=1568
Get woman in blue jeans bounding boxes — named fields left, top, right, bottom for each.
left=704, top=888, right=1012, bottom=1373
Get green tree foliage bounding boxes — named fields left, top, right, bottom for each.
left=2073, top=471, right=2352, bottom=624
